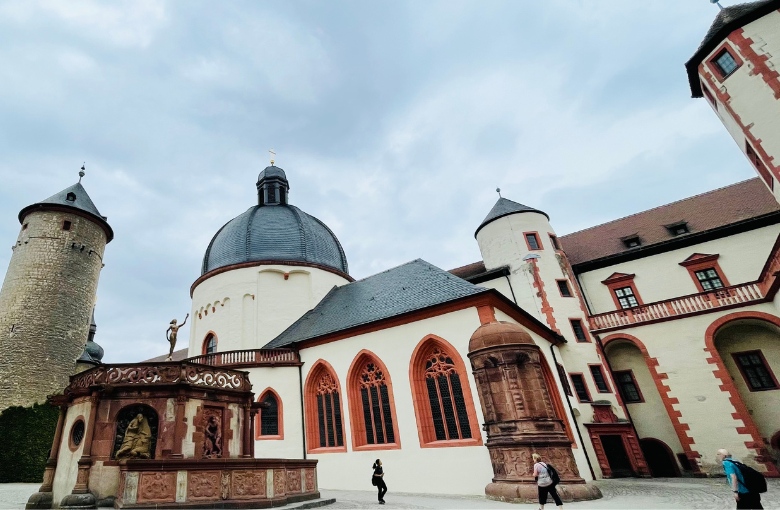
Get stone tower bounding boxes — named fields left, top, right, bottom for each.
left=0, top=176, right=112, bottom=411
left=686, top=0, right=780, bottom=203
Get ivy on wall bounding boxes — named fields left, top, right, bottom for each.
left=0, top=403, right=59, bottom=483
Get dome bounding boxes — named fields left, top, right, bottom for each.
left=469, top=321, right=534, bottom=353
left=201, top=166, right=349, bottom=276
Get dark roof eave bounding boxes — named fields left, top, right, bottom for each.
left=463, top=266, right=511, bottom=284
left=474, top=209, right=550, bottom=238
left=18, top=203, right=114, bottom=243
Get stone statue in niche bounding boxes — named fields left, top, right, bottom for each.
left=203, top=409, right=223, bottom=458
left=115, top=413, right=152, bottom=459
left=165, top=314, right=189, bottom=361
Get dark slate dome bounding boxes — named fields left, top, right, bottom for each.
left=201, top=166, right=349, bottom=276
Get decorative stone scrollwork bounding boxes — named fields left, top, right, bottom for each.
left=69, top=362, right=251, bottom=392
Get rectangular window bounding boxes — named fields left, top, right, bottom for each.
left=715, top=49, right=739, bottom=77
left=570, top=319, right=588, bottom=342
left=622, top=236, right=641, bottom=249
left=666, top=222, right=689, bottom=236
left=557, top=363, right=572, bottom=397
left=525, top=233, right=541, bottom=250
left=733, top=350, right=778, bottom=391
left=694, top=268, right=725, bottom=291
left=702, top=82, right=717, bottom=108
left=62, top=221, right=72, bottom=231
left=570, top=374, right=591, bottom=403
left=557, top=280, right=573, bottom=297
left=614, top=370, right=643, bottom=403
left=746, top=141, right=774, bottom=191
left=589, top=365, right=611, bottom=393
left=614, top=287, right=639, bottom=309
left=549, top=234, right=561, bottom=250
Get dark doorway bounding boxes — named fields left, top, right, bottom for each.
left=601, top=435, right=634, bottom=477
left=640, top=439, right=680, bottom=477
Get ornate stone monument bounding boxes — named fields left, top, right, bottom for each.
left=468, top=320, right=602, bottom=503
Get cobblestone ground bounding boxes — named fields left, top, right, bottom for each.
left=0, top=479, right=778, bottom=509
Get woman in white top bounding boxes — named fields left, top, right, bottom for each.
left=532, top=453, right=563, bottom=510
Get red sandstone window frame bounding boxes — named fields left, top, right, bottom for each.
left=557, top=279, right=574, bottom=298
left=568, top=373, right=592, bottom=403
left=549, top=233, right=562, bottom=251
left=731, top=350, right=780, bottom=392
left=613, top=369, right=645, bottom=404
left=707, top=44, right=743, bottom=82
left=569, top=318, right=590, bottom=343
left=346, top=350, right=402, bottom=451
left=523, top=231, right=543, bottom=251
left=601, top=273, right=643, bottom=311
left=678, top=254, right=730, bottom=293
left=202, top=332, right=218, bottom=355
left=304, top=360, right=348, bottom=454
left=588, top=364, right=612, bottom=394
left=542, top=357, right=577, bottom=447
left=556, top=363, right=572, bottom=397
left=255, top=388, right=283, bottom=440
left=701, top=80, right=718, bottom=109
left=68, top=416, right=86, bottom=452
left=409, top=335, right=483, bottom=449
left=746, top=140, right=775, bottom=190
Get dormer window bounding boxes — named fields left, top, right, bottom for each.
left=66, top=192, right=77, bottom=202
left=666, top=222, right=689, bottom=236
left=622, top=236, right=641, bottom=249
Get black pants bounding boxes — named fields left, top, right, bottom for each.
left=736, top=492, right=763, bottom=509
left=376, top=478, right=387, bottom=502
left=538, top=485, right=562, bottom=506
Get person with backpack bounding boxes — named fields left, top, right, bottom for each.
left=532, top=453, right=563, bottom=510
left=716, top=449, right=766, bottom=509
left=371, top=459, right=387, bottom=505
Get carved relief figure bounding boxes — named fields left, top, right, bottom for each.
left=116, top=413, right=152, bottom=459
left=165, top=314, right=189, bottom=361
left=203, top=409, right=223, bottom=458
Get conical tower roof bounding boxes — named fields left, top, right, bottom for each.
left=475, top=197, right=548, bottom=237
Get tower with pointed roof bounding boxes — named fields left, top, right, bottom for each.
left=687, top=0, right=780, bottom=203
left=0, top=175, right=112, bottom=410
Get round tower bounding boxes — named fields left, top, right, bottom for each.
left=0, top=174, right=112, bottom=410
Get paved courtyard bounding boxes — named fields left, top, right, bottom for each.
left=0, top=479, right=778, bottom=509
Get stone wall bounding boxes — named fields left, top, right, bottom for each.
left=0, top=209, right=106, bottom=410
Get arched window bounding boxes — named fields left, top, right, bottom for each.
left=255, top=389, right=283, bottom=440
left=304, top=361, right=346, bottom=453
left=347, top=351, right=400, bottom=450
left=410, top=336, right=482, bottom=447
left=202, top=333, right=217, bottom=355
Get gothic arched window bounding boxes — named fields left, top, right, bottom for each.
left=347, top=351, right=400, bottom=450
left=304, top=361, right=346, bottom=452
left=410, top=336, right=482, bottom=447
left=255, top=389, right=283, bottom=440
left=202, top=333, right=217, bottom=355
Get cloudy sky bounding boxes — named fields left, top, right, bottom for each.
left=0, top=0, right=756, bottom=362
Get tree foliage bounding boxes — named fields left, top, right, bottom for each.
left=0, top=402, right=59, bottom=483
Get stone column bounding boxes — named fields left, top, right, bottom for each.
left=468, top=320, right=601, bottom=503
left=249, top=410, right=256, bottom=457
left=61, top=392, right=100, bottom=509
left=242, top=404, right=252, bottom=458
left=26, top=404, right=67, bottom=509
left=172, top=394, right=187, bottom=459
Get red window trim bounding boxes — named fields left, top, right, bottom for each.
left=569, top=373, right=593, bottom=403
left=304, top=360, right=348, bottom=454
left=701, top=80, right=718, bottom=109
left=678, top=254, right=730, bottom=293
left=346, top=350, right=402, bottom=451
left=255, top=388, right=284, bottom=440
left=523, top=231, right=543, bottom=251
left=746, top=140, right=775, bottom=191
left=548, top=232, right=562, bottom=252
left=556, top=363, right=572, bottom=397
left=601, top=273, right=643, bottom=310
left=556, top=279, right=574, bottom=298
left=613, top=369, right=645, bottom=404
left=569, top=318, right=590, bottom=343
left=201, top=331, right=218, bottom=355
left=588, top=364, right=612, bottom=394
left=707, top=43, right=743, bottom=82
left=731, top=350, right=780, bottom=392
left=409, top=335, right=483, bottom=448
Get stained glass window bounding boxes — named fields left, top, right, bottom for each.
left=424, top=348, right=471, bottom=440
left=315, top=372, right=343, bottom=447
left=260, top=393, right=279, bottom=436
left=358, top=362, right=395, bottom=445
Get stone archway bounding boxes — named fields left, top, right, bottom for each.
left=639, top=438, right=680, bottom=478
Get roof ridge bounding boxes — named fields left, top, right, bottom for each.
left=560, top=177, right=761, bottom=238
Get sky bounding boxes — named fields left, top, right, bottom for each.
left=0, top=0, right=758, bottom=363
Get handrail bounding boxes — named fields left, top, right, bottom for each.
left=185, top=348, right=300, bottom=368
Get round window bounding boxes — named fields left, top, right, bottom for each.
left=71, top=420, right=85, bottom=447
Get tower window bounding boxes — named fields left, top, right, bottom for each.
left=524, top=232, right=542, bottom=250
left=22, top=223, right=28, bottom=231
left=714, top=49, right=739, bottom=78
left=569, top=374, right=592, bottom=403
left=570, top=319, right=588, bottom=342
left=614, top=370, right=643, bottom=403
left=614, top=286, right=639, bottom=309
left=702, top=82, right=717, bottom=108
left=622, top=236, right=641, bottom=249
left=66, top=192, right=77, bottom=202
left=694, top=268, right=724, bottom=291
left=549, top=234, right=561, bottom=250
left=62, top=221, right=72, bottom=231
left=203, top=334, right=217, bottom=355
left=589, top=365, right=611, bottom=393
left=733, top=350, right=778, bottom=391
left=266, top=185, right=277, bottom=204
left=557, top=279, right=573, bottom=297
left=556, top=363, right=572, bottom=397
left=746, top=141, right=774, bottom=191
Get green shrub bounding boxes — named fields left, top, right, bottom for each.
left=0, top=402, right=59, bottom=483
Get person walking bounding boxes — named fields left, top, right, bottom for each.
left=533, top=453, right=562, bottom=510
left=372, top=459, right=387, bottom=504
left=716, top=449, right=764, bottom=509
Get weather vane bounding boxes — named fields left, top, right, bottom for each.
left=496, top=187, right=502, bottom=198
left=269, top=149, right=276, bottom=166
left=710, top=0, right=723, bottom=10
left=79, top=163, right=85, bottom=182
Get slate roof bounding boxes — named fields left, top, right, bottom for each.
left=18, top=182, right=113, bottom=242
left=686, top=0, right=780, bottom=97
left=264, top=259, right=490, bottom=348
left=559, top=178, right=780, bottom=266
left=475, top=198, right=548, bottom=237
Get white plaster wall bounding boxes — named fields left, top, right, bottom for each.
left=246, top=366, right=305, bottom=459
left=88, top=462, right=119, bottom=501
left=578, top=225, right=780, bottom=315
left=182, top=399, right=200, bottom=458
left=228, top=403, right=240, bottom=458
left=473, top=275, right=513, bottom=302
left=52, top=401, right=90, bottom=507
left=189, top=265, right=350, bottom=355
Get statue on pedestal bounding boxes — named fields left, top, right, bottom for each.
left=165, top=314, right=189, bottom=361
